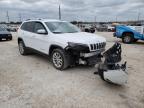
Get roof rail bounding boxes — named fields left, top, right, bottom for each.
left=26, top=19, right=31, bottom=21
left=25, top=18, right=43, bottom=21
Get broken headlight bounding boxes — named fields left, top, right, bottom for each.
left=66, top=42, right=90, bottom=53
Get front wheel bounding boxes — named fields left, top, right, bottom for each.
left=51, top=49, right=70, bottom=70
left=18, top=41, right=28, bottom=55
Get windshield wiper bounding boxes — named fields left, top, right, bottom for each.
left=67, top=31, right=78, bottom=33
left=53, top=32, right=63, bottom=34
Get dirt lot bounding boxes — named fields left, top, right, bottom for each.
left=0, top=32, right=144, bottom=108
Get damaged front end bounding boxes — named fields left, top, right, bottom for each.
left=65, top=42, right=104, bottom=66
left=94, top=42, right=128, bottom=85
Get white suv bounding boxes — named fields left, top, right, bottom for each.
left=18, top=19, right=106, bottom=70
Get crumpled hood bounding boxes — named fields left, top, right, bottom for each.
left=54, top=32, right=106, bottom=44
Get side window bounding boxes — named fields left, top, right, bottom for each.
left=21, top=22, right=35, bottom=32
left=21, top=22, right=27, bottom=30
left=34, top=22, right=47, bottom=33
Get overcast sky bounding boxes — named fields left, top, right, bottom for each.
left=0, top=0, right=144, bottom=22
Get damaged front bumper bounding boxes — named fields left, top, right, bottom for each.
left=65, top=43, right=104, bottom=65
left=80, top=49, right=105, bottom=58
left=94, top=42, right=128, bottom=85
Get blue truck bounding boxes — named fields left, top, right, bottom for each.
left=114, top=25, right=144, bottom=43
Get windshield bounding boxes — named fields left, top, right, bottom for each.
left=45, top=21, right=80, bottom=34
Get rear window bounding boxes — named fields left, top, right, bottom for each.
left=21, top=22, right=35, bottom=32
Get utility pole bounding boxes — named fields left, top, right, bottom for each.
left=59, top=5, right=61, bottom=20
left=95, top=16, right=97, bottom=23
left=0, top=8, right=1, bottom=23
left=137, top=9, right=141, bottom=21
left=116, top=16, right=118, bottom=22
left=94, top=16, right=97, bottom=27
left=6, top=11, right=9, bottom=23
left=137, top=8, right=141, bottom=25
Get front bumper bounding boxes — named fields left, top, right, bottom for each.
left=86, top=55, right=102, bottom=65
left=0, top=34, right=12, bottom=39
left=65, top=43, right=105, bottom=65
left=80, top=49, right=105, bottom=58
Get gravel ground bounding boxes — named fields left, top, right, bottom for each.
left=0, top=32, right=144, bottom=108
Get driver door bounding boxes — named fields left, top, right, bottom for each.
left=32, top=22, right=49, bottom=54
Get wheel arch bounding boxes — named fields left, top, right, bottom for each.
left=49, top=45, right=64, bottom=56
left=122, top=32, right=134, bottom=38
left=17, top=37, right=27, bottom=47
left=18, top=37, right=24, bottom=43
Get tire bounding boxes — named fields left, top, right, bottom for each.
left=85, top=29, right=89, bottom=33
left=122, top=33, right=134, bottom=44
left=18, top=41, right=28, bottom=55
left=51, top=49, right=70, bottom=70
left=9, top=37, right=12, bottom=40
left=91, top=29, right=95, bottom=33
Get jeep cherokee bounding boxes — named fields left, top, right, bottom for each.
left=18, top=19, right=106, bottom=70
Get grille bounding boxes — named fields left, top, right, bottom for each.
left=90, top=42, right=106, bottom=51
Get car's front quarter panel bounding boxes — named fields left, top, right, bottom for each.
left=18, top=29, right=30, bottom=47
left=48, top=35, right=69, bottom=54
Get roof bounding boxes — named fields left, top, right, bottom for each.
left=24, top=19, right=65, bottom=22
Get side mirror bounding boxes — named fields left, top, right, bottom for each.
left=37, top=29, right=47, bottom=34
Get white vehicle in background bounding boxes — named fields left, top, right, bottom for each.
left=18, top=19, right=106, bottom=70
left=107, top=25, right=115, bottom=32
left=8, top=25, right=18, bottom=32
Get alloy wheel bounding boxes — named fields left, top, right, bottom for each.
left=52, top=52, right=63, bottom=68
left=19, top=42, right=24, bottom=54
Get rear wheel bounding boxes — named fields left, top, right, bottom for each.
left=51, top=49, right=70, bottom=70
left=122, top=33, right=134, bottom=44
